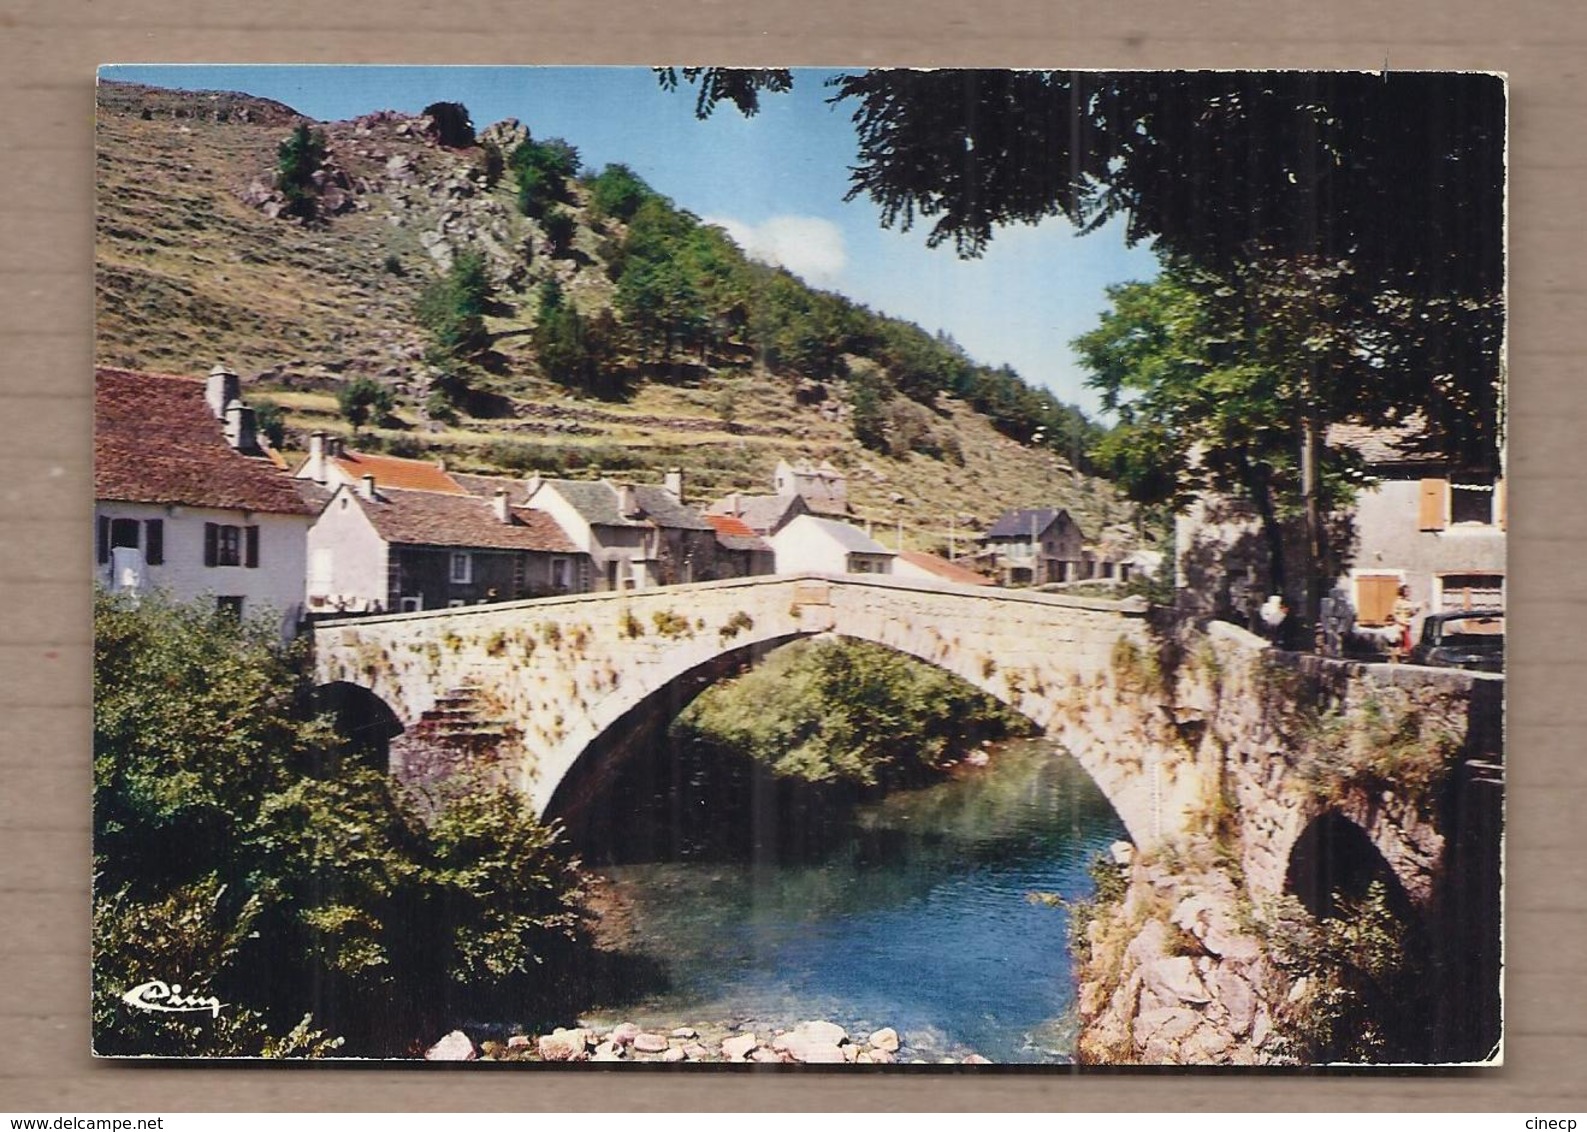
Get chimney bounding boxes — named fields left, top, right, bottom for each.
left=664, top=467, right=684, bottom=502
left=329, top=435, right=346, bottom=458
left=360, top=473, right=378, bottom=502
left=492, top=487, right=511, bottom=524
left=308, top=432, right=329, bottom=484
left=206, top=364, right=240, bottom=420
left=617, top=483, right=641, bottom=519
left=728, top=491, right=742, bottom=517
left=525, top=472, right=543, bottom=499
left=223, top=400, right=259, bottom=454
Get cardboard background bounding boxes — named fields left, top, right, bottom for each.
left=4, top=1, right=1583, bottom=1110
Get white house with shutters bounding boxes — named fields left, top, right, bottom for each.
left=1173, top=417, right=1505, bottom=645
left=95, top=365, right=317, bottom=636
left=1330, top=420, right=1506, bottom=631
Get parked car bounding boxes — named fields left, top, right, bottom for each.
left=1409, top=610, right=1504, bottom=673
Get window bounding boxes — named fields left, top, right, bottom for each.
left=1438, top=573, right=1504, bottom=612
left=204, top=523, right=259, bottom=568
left=550, top=557, right=569, bottom=592
left=1420, top=475, right=1502, bottom=530
left=98, top=517, right=163, bottom=566
left=450, top=551, right=473, bottom=584
left=447, top=599, right=467, bottom=608
left=1450, top=477, right=1496, bottom=525
left=399, top=596, right=424, bottom=613
left=111, top=518, right=140, bottom=551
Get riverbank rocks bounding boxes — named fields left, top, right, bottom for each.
left=537, top=1027, right=591, bottom=1062
left=1074, top=857, right=1290, bottom=1066
left=868, top=1027, right=900, bottom=1052
left=462, top=1017, right=990, bottom=1065
left=424, top=1030, right=477, bottom=1061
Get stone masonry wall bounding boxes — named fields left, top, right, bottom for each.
left=1073, top=622, right=1503, bottom=1065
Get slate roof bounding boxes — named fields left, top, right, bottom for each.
left=985, top=507, right=1074, bottom=541
left=1326, top=415, right=1439, bottom=466
left=705, top=513, right=772, bottom=553
left=95, top=367, right=314, bottom=516
left=451, top=471, right=533, bottom=504
left=896, top=550, right=993, bottom=586
left=329, top=450, right=465, bottom=494
left=353, top=486, right=577, bottom=553
left=543, top=479, right=714, bottom=531
left=706, top=493, right=807, bottom=534
left=782, top=515, right=894, bottom=555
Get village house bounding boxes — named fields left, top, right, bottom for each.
left=705, top=490, right=810, bottom=537
left=94, top=365, right=316, bottom=635
left=1329, top=420, right=1505, bottom=629
left=773, top=458, right=852, bottom=518
left=769, top=514, right=895, bottom=576
left=981, top=507, right=1087, bottom=585
left=893, top=549, right=994, bottom=587
left=304, top=475, right=586, bottom=615
left=523, top=472, right=749, bottom=591
left=1174, top=418, right=1505, bottom=643
left=294, top=431, right=463, bottom=496
left=703, top=512, right=776, bottom=577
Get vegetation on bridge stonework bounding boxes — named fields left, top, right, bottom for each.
left=93, top=592, right=590, bottom=1057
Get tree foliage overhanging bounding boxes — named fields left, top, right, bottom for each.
left=665, top=68, right=1505, bottom=468
left=93, top=593, right=589, bottom=1057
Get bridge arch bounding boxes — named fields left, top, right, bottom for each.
left=313, top=574, right=1166, bottom=846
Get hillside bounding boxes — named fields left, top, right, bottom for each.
left=94, top=80, right=1144, bottom=550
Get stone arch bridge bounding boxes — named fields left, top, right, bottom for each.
left=314, top=573, right=1500, bottom=918
left=312, top=573, right=1192, bottom=843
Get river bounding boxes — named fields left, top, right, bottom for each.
left=577, top=738, right=1128, bottom=1064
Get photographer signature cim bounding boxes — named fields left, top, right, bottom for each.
left=121, top=980, right=223, bottom=1018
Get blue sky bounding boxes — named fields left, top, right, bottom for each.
left=102, top=65, right=1160, bottom=417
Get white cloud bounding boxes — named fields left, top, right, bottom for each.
left=704, top=214, right=848, bottom=287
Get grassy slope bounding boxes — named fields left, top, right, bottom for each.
left=94, top=82, right=1139, bottom=550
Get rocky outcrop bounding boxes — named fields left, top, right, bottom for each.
left=1075, top=859, right=1287, bottom=1066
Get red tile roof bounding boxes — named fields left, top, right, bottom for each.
left=705, top=513, right=757, bottom=540
left=705, top=512, right=772, bottom=553
left=896, top=549, right=993, bottom=586
left=95, top=368, right=314, bottom=515
left=330, top=450, right=465, bottom=494
left=354, top=487, right=577, bottom=553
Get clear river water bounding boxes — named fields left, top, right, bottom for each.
left=580, top=738, right=1128, bottom=1063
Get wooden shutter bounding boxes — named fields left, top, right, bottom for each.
left=1495, top=477, right=1507, bottom=531
left=204, top=522, right=218, bottom=567
left=144, top=519, right=164, bottom=565
left=1418, top=478, right=1449, bottom=531
left=1356, top=575, right=1401, bottom=626
left=244, top=525, right=260, bottom=568
left=97, top=516, right=110, bottom=564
